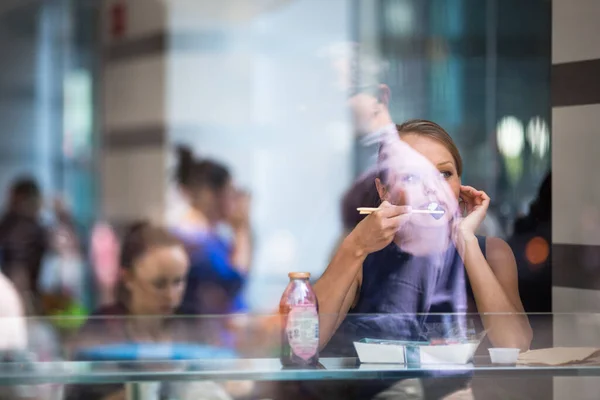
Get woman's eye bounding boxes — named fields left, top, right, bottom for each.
left=401, top=174, right=419, bottom=183
left=439, top=171, right=452, bottom=179
left=152, top=280, right=168, bottom=290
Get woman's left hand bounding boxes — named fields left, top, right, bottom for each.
left=457, top=185, right=490, bottom=237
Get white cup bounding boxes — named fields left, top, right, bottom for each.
left=488, top=348, right=520, bottom=364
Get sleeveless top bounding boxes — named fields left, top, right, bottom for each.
left=324, top=235, right=486, bottom=357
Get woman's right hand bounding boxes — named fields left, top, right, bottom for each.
left=229, top=189, right=251, bottom=230
left=347, top=201, right=411, bottom=256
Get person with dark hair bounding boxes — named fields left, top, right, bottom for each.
left=0, top=176, right=47, bottom=313
left=340, top=171, right=380, bottom=233
left=508, top=172, right=552, bottom=340
left=67, top=222, right=204, bottom=400
left=82, top=221, right=190, bottom=327
left=68, top=222, right=251, bottom=400
left=172, top=146, right=252, bottom=314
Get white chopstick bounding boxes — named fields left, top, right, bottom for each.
left=357, top=207, right=378, bottom=215
left=357, top=207, right=444, bottom=215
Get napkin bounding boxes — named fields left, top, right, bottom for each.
left=517, top=347, right=600, bottom=366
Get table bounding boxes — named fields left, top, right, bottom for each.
left=1, top=357, right=600, bottom=399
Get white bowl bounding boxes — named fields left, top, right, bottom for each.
left=488, top=348, right=520, bottom=364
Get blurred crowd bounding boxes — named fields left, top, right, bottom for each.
left=0, top=148, right=269, bottom=399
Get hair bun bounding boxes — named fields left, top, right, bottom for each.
left=126, top=220, right=150, bottom=235
left=176, top=145, right=195, bottom=185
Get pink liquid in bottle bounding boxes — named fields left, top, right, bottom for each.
left=279, top=272, right=319, bottom=367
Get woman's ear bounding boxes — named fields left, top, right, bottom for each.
left=375, top=178, right=388, bottom=202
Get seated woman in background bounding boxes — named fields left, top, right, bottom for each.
left=67, top=222, right=239, bottom=400
left=172, top=146, right=252, bottom=314
left=80, top=221, right=190, bottom=332
left=312, top=120, right=532, bottom=399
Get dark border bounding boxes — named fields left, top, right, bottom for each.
left=552, top=59, right=600, bottom=107
left=104, top=125, right=164, bottom=149
left=105, top=33, right=166, bottom=62
left=104, top=31, right=239, bottom=63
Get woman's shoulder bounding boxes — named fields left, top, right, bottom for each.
left=74, top=304, right=129, bottom=349
left=79, top=303, right=128, bottom=335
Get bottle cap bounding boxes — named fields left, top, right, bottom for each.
left=288, top=272, right=310, bottom=279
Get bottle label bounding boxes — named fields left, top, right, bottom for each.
left=286, top=304, right=319, bottom=361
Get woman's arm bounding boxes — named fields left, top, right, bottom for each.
left=229, top=191, right=252, bottom=274
left=460, top=234, right=531, bottom=351
left=230, top=226, right=252, bottom=274
left=457, top=185, right=532, bottom=351
left=314, top=202, right=411, bottom=348
left=313, top=237, right=365, bottom=349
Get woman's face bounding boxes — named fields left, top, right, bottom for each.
left=376, top=134, right=461, bottom=228
left=189, top=179, right=236, bottom=223
left=124, top=245, right=189, bottom=315
left=216, top=180, right=237, bottom=221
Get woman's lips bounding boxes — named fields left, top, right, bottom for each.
left=415, top=201, right=446, bottom=220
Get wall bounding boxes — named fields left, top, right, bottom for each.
left=552, top=0, right=600, bottom=398
left=100, top=0, right=168, bottom=225
left=100, top=0, right=355, bottom=310
left=0, top=1, right=64, bottom=203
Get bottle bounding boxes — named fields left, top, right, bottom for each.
left=279, top=272, right=319, bottom=367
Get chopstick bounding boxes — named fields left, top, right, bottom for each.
left=357, top=207, right=444, bottom=215
left=357, top=207, right=378, bottom=215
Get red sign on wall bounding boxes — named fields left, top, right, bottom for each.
left=110, top=2, right=127, bottom=39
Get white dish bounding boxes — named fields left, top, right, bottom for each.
left=353, top=339, right=480, bottom=365
left=488, top=348, right=520, bottom=364
left=353, top=340, right=406, bottom=364
left=420, top=342, right=480, bottom=364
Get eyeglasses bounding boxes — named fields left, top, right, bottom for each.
left=136, top=277, right=186, bottom=294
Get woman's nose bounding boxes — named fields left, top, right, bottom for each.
left=166, top=285, right=182, bottom=302
left=422, top=179, right=437, bottom=197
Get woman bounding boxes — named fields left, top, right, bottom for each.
left=67, top=222, right=234, bottom=400
left=314, top=120, right=532, bottom=399
left=173, top=146, right=252, bottom=314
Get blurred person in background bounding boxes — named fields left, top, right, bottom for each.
left=508, top=171, right=551, bottom=313
left=507, top=172, right=551, bottom=351
left=172, top=146, right=252, bottom=315
left=328, top=170, right=380, bottom=262
left=0, top=177, right=47, bottom=314
left=0, top=269, right=29, bottom=400
left=67, top=221, right=242, bottom=400
left=38, top=196, right=87, bottom=333
left=75, top=221, right=191, bottom=340
left=325, top=42, right=397, bottom=153
left=0, top=268, right=27, bottom=352
left=469, top=174, right=550, bottom=400
left=323, top=44, right=396, bottom=262
left=90, top=221, right=121, bottom=307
